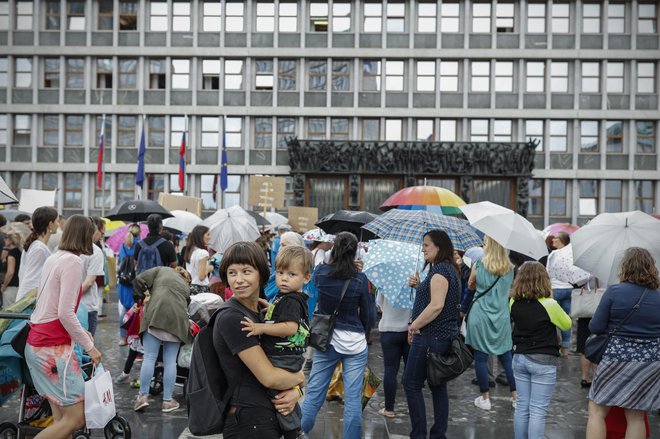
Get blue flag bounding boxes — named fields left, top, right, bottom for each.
left=220, top=117, right=228, bottom=192
left=136, top=121, right=146, bottom=188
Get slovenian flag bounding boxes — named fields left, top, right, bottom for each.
left=96, top=115, right=105, bottom=189
left=178, top=130, right=186, bottom=191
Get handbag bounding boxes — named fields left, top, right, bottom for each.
left=584, top=288, right=649, bottom=364
left=571, top=282, right=605, bottom=319
left=84, top=363, right=116, bottom=429
left=427, top=336, right=474, bottom=385
left=308, top=279, right=351, bottom=352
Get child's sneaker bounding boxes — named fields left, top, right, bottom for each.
left=162, top=399, right=180, bottom=413
left=474, top=396, right=491, bottom=411
left=114, top=372, right=130, bottom=384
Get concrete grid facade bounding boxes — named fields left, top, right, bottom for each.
left=0, top=0, right=658, bottom=227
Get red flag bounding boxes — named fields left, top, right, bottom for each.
left=178, top=131, right=186, bottom=191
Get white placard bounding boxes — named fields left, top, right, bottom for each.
left=578, top=198, right=597, bottom=216
left=18, top=189, right=57, bottom=214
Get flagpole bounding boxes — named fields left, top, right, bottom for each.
left=100, top=114, right=106, bottom=217
left=136, top=114, right=146, bottom=200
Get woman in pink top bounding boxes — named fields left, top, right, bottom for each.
left=24, top=215, right=102, bottom=439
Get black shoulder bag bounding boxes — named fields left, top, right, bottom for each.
left=463, top=275, right=501, bottom=323
left=308, top=279, right=351, bottom=352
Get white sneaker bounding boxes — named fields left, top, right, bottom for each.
left=114, top=372, right=130, bottom=384
left=512, top=399, right=517, bottom=409
left=474, top=396, right=491, bottom=410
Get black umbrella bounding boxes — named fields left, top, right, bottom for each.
left=246, top=210, right=272, bottom=227
left=316, top=210, right=378, bottom=241
left=105, top=200, right=173, bottom=222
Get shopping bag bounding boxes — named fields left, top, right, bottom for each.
left=361, top=366, right=382, bottom=410
left=571, top=286, right=605, bottom=318
left=84, top=364, right=116, bottom=429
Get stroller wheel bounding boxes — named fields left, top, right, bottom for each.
left=71, top=431, right=90, bottom=439
left=104, top=415, right=131, bottom=439
left=0, top=422, right=17, bottom=439
left=149, top=366, right=163, bottom=396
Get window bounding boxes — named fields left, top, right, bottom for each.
left=119, top=0, right=138, bottom=30
left=549, top=180, right=568, bottom=216
left=472, top=3, right=491, bottom=32
left=551, top=61, right=569, bottom=92
left=307, top=118, right=326, bottom=139
left=148, top=116, right=165, bottom=148
left=202, top=59, right=220, bottom=90
left=119, top=58, right=138, bottom=90
left=583, top=3, right=601, bottom=33
left=331, top=118, right=349, bottom=140
left=96, top=58, right=113, bottom=89
left=278, top=60, right=297, bottom=90
left=225, top=3, right=244, bottom=31
left=470, top=119, right=489, bottom=141
left=439, top=120, right=457, bottom=141
left=580, top=120, right=599, bottom=152
left=579, top=180, right=599, bottom=216
left=363, top=2, right=382, bottom=32
left=66, top=58, right=85, bottom=89
left=637, top=62, right=656, bottom=93
left=254, top=117, right=272, bottom=149
left=172, top=2, right=190, bottom=31
left=67, top=0, right=85, bottom=30
left=386, top=2, right=405, bottom=32
left=527, top=3, right=545, bottom=33
left=551, top=2, right=570, bottom=33
left=117, top=115, right=136, bottom=147
left=526, top=120, right=544, bottom=151
left=471, top=61, right=490, bottom=92
left=149, top=59, right=166, bottom=89
left=606, top=120, right=623, bottom=153
left=638, top=3, right=657, bottom=33
left=64, top=173, right=83, bottom=208
left=0, top=58, right=5, bottom=87
left=607, top=3, right=625, bottom=33
left=549, top=120, right=568, bottom=152
left=95, top=174, right=111, bottom=209
left=385, top=119, right=403, bottom=141
left=417, top=2, right=436, bottom=33
left=202, top=1, right=221, bottom=31
left=332, top=60, right=351, bottom=91
left=416, top=61, right=435, bottom=92
left=333, top=2, right=351, bottom=32
left=98, top=0, right=113, bottom=30
left=150, top=1, right=167, bottom=31
left=0, top=3, right=7, bottom=30
left=416, top=119, right=434, bottom=141
left=16, top=1, right=33, bottom=30
left=441, top=2, right=460, bottom=32
left=581, top=62, right=600, bottom=93
left=224, top=60, right=244, bottom=90
left=636, top=121, right=655, bottom=153
left=65, top=115, right=83, bottom=146
left=256, top=2, right=275, bottom=32
left=606, top=62, right=624, bottom=93
left=493, top=120, right=512, bottom=142
left=45, top=1, right=60, bottom=29
left=15, top=57, right=32, bottom=88
left=495, top=61, right=513, bottom=92
left=0, top=115, right=6, bottom=145
left=116, top=174, right=134, bottom=204
left=279, top=2, right=297, bottom=32
left=634, top=181, right=655, bottom=213
left=362, top=118, right=380, bottom=141
left=255, top=60, right=274, bottom=90
left=310, top=2, right=328, bottom=32
left=95, top=115, right=112, bottom=149
left=308, top=60, right=327, bottom=91
left=496, top=2, right=514, bottom=33
left=604, top=180, right=623, bottom=212
left=225, top=117, right=242, bottom=148
left=440, top=61, right=459, bottom=92
left=200, top=174, right=217, bottom=210
left=221, top=175, right=241, bottom=207
left=42, top=173, right=58, bottom=192
left=201, top=117, right=219, bottom=148
left=277, top=118, right=296, bottom=149
left=146, top=174, right=165, bottom=200
left=43, top=115, right=59, bottom=146
left=528, top=179, right=543, bottom=216
left=362, top=60, right=381, bottom=91
left=172, top=59, right=190, bottom=89
left=526, top=62, right=545, bottom=92
left=14, top=115, right=31, bottom=145
left=385, top=61, right=404, bottom=91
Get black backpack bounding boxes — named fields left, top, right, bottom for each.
left=117, top=247, right=136, bottom=286
left=186, top=300, right=245, bottom=436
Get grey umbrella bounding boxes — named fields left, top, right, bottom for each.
left=0, top=176, right=18, bottom=205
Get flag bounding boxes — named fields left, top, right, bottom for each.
left=136, top=119, right=146, bottom=189
left=220, top=117, right=228, bottom=192
left=178, top=129, right=186, bottom=191
left=96, top=116, right=106, bottom=189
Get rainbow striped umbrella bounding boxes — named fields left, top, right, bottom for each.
left=379, top=186, right=466, bottom=215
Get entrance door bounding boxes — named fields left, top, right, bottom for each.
left=362, top=177, right=403, bottom=213
left=471, top=178, right=515, bottom=209
left=307, top=177, right=347, bottom=217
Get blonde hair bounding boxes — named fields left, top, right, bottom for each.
left=124, top=224, right=140, bottom=248
left=175, top=266, right=192, bottom=284
left=510, top=262, right=552, bottom=300
left=481, top=235, right=514, bottom=276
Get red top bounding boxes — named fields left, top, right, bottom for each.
left=27, top=287, right=83, bottom=347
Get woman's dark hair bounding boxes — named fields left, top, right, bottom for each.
left=219, top=241, right=271, bottom=288
left=310, top=241, right=321, bottom=251
left=423, top=230, right=460, bottom=275
left=59, top=215, right=94, bottom=256
left=556, top=232, right=570, bottom=246
left=24, top=206, right=58, bottom=251
left=184, top=225, right=210, bottom=263
left=327, top=232, right=358, bottom=280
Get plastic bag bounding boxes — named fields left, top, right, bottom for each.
left=84, top=364, right=116, bottom=429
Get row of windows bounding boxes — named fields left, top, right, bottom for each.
left=2, top=115, right=657, bottom=154
left=1, top=1, right=658, bottom=35
left=3, top=57, right=658, bottom=94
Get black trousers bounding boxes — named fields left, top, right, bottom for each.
left=223, top=406, right=282, bottom=439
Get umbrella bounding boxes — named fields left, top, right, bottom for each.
left=0, top=176, right=18, bottom=205
left=0, top=210, right=31, bottom=222
left=316, top=210, right=377, bottom=241
left=201, top=205, right=261, bottom=253
left=263, top=212, right=288, bottom=228
left=102, top=218, right=126, bottom=236
left=246, top=210, right=271, bottom=227
left=571, top=211, right=660, bottom=286
left=363, top=240, right=427, bottom=309
left=302, top=228, right=335, bottom=243
left=1, top=222, right=32, bottom=243
left=543, top=222, right=580, bottom=237
left=163, top=210, right=203, bottom=234
left=105, top=200, right=173, bottom=222
left=459, top=201, right=548, bottom=260
left=105, top=224, right=149, bottom=253
left=361, top=209, right=482, bottom=251
left=379, top=186, right=466, bottom=215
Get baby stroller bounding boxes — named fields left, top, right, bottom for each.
left=0, top=310, right=131, bottom=439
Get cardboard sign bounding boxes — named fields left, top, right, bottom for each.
left=248, top=176, right=286, bottom=209
left=288, top=206, right=318, bottom=233
left=158, top=193, right=202, bottom=216
left=19, top=189, right=56, bottom=214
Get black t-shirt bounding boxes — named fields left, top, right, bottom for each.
left=134, top=234, right=177, bottom=267
left=212, top=299, right=273, bottom=410
left=5, top=248, right=21, bottom=286
left=262, top=292, right=309, bottom=358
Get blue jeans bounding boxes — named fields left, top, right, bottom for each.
left=301, top=344, right=368, bottom=439
left=512, top=354, right=557, bottom=439
left=552, top=288, right=572, bottom=348
left=139, top=332, right=181, bottom=401
left=402, top=333, right=451, bottom=439
left=87, top=311, right=98, bottom=337
left=380, top=331, right=410, bottom=411
left=474, top=350, right=516, bottom=393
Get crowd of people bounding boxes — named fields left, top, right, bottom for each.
left=0, top=207, right=658, bottom=439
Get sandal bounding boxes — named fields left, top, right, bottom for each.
left=580, top=380, right=592, bottom=388
left=378, top=408, right=396, bottom=418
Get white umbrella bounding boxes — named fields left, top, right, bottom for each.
left=459, top=201, right=548, bottom=260
left=571, top=211, right=660, bottom=286
left=201, top=205, right=260, bottom=253
left=0, top=176, right=18, bottom=205
left=163, top=210, right=202, bottom=234
left=263, top=212, right=288, bottom=228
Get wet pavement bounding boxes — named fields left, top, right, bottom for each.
left=2, top=293, right=659, bottom=438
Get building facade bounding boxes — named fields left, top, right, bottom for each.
left=0, top=0, right=658, bottom=227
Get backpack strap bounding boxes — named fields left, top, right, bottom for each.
left=150, top=237, right=166, bottom=248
